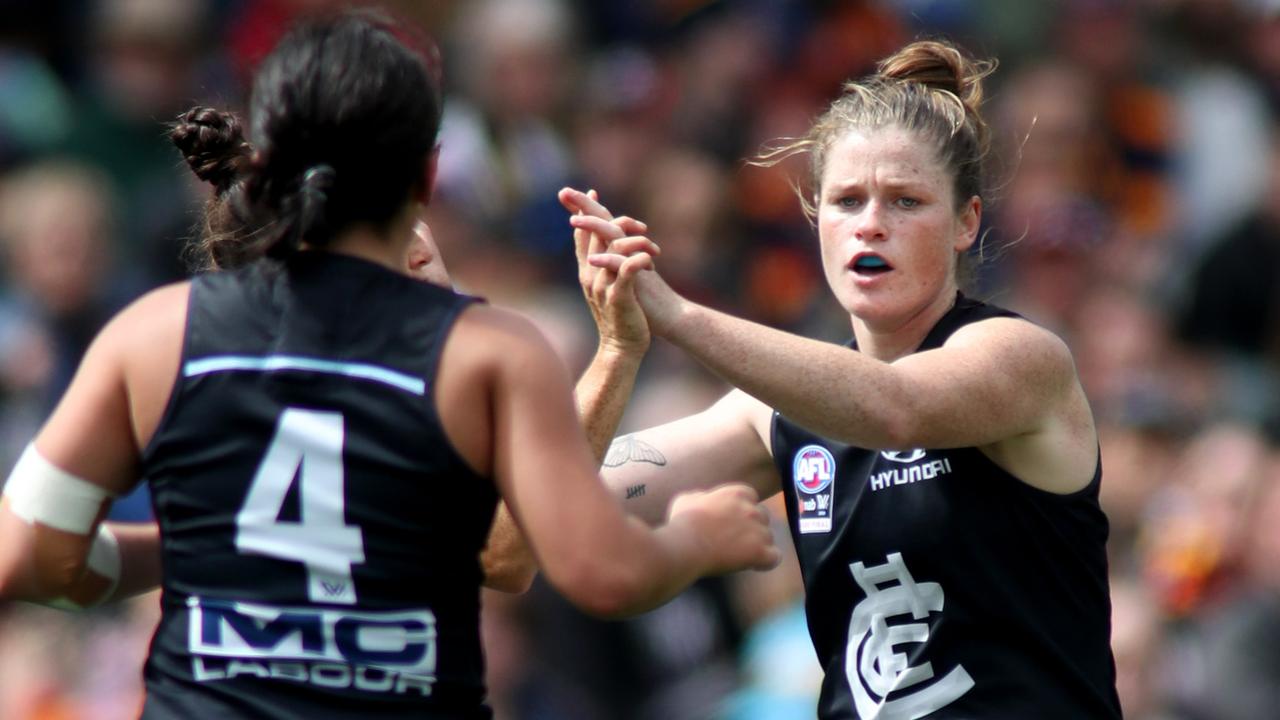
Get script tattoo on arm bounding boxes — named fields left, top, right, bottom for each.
left=603, top=434, right=668, bottom=468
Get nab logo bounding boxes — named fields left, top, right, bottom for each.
left=793, top=445, right=835, bottom=494
left=881, top=449, right=927, bottom=463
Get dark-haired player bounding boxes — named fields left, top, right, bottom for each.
left=0, top=11, right=777, bottom=718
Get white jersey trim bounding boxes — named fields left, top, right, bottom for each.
left=184, top=355, right=426, bottom=396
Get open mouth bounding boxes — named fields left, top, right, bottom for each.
left=851, top=254, right=893, bottom=276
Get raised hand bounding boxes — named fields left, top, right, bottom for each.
left=668, top=484, right=781, bottom=574
left=558, top=187, right=659, bottom=354
left=559, top=187, right=687, bottom=337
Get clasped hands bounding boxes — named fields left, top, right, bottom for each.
left=557, top=187, right=681, bottom=347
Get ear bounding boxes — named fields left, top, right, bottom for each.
left=953, top=195, right=981, bottom=253
left=416, top=144, right=441, bottom=206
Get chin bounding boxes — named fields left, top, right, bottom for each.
left=838, top=292, right=882, bottom=322
left=841, top=289, right=923, bottom=328
left=848, top=304, right=898, bottom=327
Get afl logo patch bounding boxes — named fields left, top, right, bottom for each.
left=793, top=445, right=836, bottom=534
left=794, top=445, right=835, bottom=493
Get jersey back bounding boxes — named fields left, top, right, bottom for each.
left=772, top=295, right=1121, bottom=720
left=139, top=254, right=496, bottom=719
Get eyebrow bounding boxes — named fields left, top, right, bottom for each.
left=824, top=179, right=931, bottom=194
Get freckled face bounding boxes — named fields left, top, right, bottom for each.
left=816, top=127, right=979, bottom=329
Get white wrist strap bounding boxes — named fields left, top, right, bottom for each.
left=46, top=525, right=121, bottom=611
left=86, top=523, right=122, bottom=596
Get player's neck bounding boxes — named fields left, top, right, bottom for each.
left=317, top=213, right=415, bottom=273
left=850, top=288, right=958, bottom=362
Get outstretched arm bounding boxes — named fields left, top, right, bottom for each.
left=479, top=343, right=650, bottom=592
left=565, top=188, right=657, bottom=462
left=478, top=192, right=786, bottom=585
left=455, top=306, right=778, bottom=617
left=480, top=193, right=658, bottom=591
left=564, top=187, right=1097, bottom=494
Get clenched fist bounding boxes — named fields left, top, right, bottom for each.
left=668, top=483, right=781, bottom=575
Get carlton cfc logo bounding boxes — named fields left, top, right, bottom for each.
left=793, top=445, right=835, bottom=494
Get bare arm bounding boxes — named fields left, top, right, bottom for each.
left=553, top=187, right=785, bottom=519
left=660, top=305, right=1066, bottom=449
left=477, top=504, right=533, bottom=593
left=567, top=189, right=657, bottom=463
left=0, top=509, right=160, bottom=606
left=478, top=341, right=647, bottom=592
left=576, top=346, right=646, bottom=462
left=479, top=196, right=655, bottom=590
left=600, top=388, right=781, bottom=525
left=656, top=306, right=1094, bottom=492
left=481, top=326, right=655, bottom=589
left=459, top=307, right=778, bottom=617
left=0, top=285, right=185, bottom=606
left=478, top=351, right=783, bottom=585
left=565, top=190, right=1095, bottom=494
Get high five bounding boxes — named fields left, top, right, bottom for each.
left=559, top=39, right=1119, bottom=719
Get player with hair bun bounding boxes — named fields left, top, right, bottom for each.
left=168, top=105, right=257, bottom=272
left=0, top=10, right=778, bottom=718
left=553, top=39, right=1122, bottom=718
left=169, top=105, right=456, bottom=290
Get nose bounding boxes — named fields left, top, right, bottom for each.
left=407, top=236, right=434, bottom=270
left=854, top=200, right=887, bottom=242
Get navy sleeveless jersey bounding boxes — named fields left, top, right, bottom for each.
left=771, top=295, right=1120, bottom=719
left=138, top=254, right=497, bottom=719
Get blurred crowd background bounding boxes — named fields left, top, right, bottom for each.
left=1, top=0, right=1279, bottom=718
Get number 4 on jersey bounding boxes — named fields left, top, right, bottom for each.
left=236, top=408, right=365, bottom=604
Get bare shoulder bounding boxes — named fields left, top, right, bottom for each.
left=945, top=316, right=1078, bottom=392
left=97, top=281, right=186, bottom=343
left=73, top=281, right=191, bottom=377
left=437, top=302, right=570, bottom=395
left=112, top=282, right=192, bottom=447
left=418, top=302, right=577, bottom=480
left=447, top=303, right=565, bottom=373
left=35, top=281, right=192, bottom=478
left=957, top=315, right=1075, bottom=353
left=945, top=316, right=1076, bottom=365
left=950, top=317, right=1097, bottom=494
left=453, top=303, right=552, bottom=342
left=109, top=282, right=191, bottom=390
